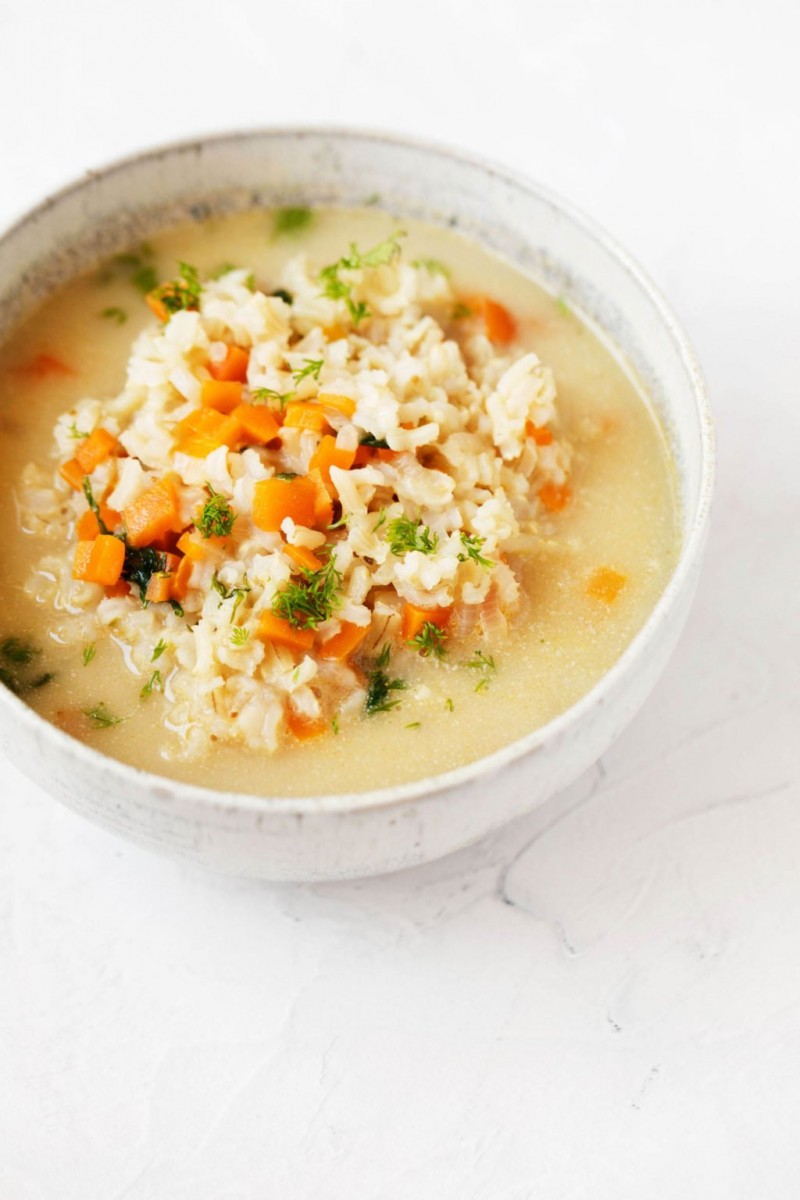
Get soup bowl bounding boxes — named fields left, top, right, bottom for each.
left=0, top=129, right=713, bottom=880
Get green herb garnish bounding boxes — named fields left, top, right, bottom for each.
left=466, top=650, right=496, bottom=692
left=274, top=471, right=299, bottom=482
left=197, top=484, right=236, bottom=539
left=122, top=545, right=166, bottom=604
left=140, top=670, right=163, bottom=699
left=408, top=621, right=447, bottom=659
left=132, top=265, right=159, bottom=295
left=331, top=715, right=340, bottom=735
left=271, top=559, right=342, bottom=630
left=405, top=721, right=421, bottom=730
left=0, top=637, right=40, bottom=666
left=445, top=697, right=454, bottom=712
left=273, top=207, right=314, bottom=237
left=386, top=515, right=439, bottom=556
left=364, top=644, right=407, bottom=715
left=82, top=477, right=110, bottom=535
left=211, top=572, right=252, bottom=624
left=271, top=288, right=294, bottom=304
left=100, top=306, right=128, bottom=325
left=251, top=387, right=294, bottom=410
left=451, top=302, right=473, bottom=319
left=291, top=358, right=324, bottom=384
left=151, top=639, right=168, bottom=662
left=147, top=261, right=202, bottom=314
left=457, top=532, right=493, bottom=569
left=82, top=644, right=96, bottom=667
left=83, top=703, right=124, bottom=728
left=359, top=433, right=390, bottom=448
left=230, top=626, right=250, bottom=646
left=68, top=422, right=90, bottom=439
left=319, top=232, right=405, bottom=326
left=412, top=257, right=450, bottom=278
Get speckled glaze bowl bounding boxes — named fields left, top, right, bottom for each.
left=0, top=129, right=713, bottom=880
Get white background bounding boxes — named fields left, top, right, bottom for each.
left=1, top=1, right=799, bottom=1196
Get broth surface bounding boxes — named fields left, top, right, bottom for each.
left=0, top=209, right=679, bottom=795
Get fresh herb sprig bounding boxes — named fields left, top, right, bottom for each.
left=251, top=387, right=294, bottom=410
left=319, top=232, right=405, bottom=326
left=465, top=650, right=496, bottom=692
left=457, top=532, right=493, bottom=569
left=271, top=559, right=342, bottom=630
left=386, top=516, right=439, bottom=557
left=197, top=484, right=236, bottom=539
left=211, top=572, right=252, bottom=624
left=364, top=644, right=407, bottom=715
left=408, top=621, right=447, bottom=659
left=291, top=358, right=323, bottom=384
left=83, top=703, right=124, bottom=728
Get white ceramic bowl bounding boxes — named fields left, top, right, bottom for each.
left=0, top=129, right=713, bottom=880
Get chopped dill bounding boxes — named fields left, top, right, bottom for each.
left=82, top=643, right=96, bottom=667
left=271, top=559, right=342, bottom=630
left=291, top=358, right=324, bottom=384
left=408, top=621, right=447, bottom=659
left=68, top=422, right=90, bottom=439
left=331, top=715, right=340, bottom=735
left=273, top=207, right=314, bottom=237
left=230, top=626, right=250, bottom=647
left=457, top=531, right=493, bottom=569
left=82, top=477, right=110, bottom=534
left=251, top=387, right=294, bottom=410
left=275, top=471, right=299, bottom=482
left=132, top=264, right=159, bottom=295
left=100, top=306, right=127, bottom=325
left=466, top=650, right=496, bottom=691
left=140, top=670, right=163, bottom=699
left=451, top=302, right=473, bottom=319
left=386, top=515, right=438, bottom=556
left=271, top=287, right=294, bottom=305
left=151, top=639, right=168, bottom=661
left=319, top=232, right=405, bottom=326
left=364, top=644, right=407, bottom=715
left=412, top=257, right=450, bottom=278
left=197, top=484, right=236, bottom=539
left=445, top=697, right=454, bottom=712
left=405, top=721, right=421, bottom=730
left=83, top=703, right=124, bottom=728
left=0, top=637, right=39, bottom=666
left=211, top=572, right=252, bottom=624
left=359, top=433, right=390, bottom=448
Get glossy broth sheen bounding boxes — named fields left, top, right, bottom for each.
left=0, top=209, right=679, bottom=795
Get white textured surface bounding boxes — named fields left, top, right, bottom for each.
left=1, top=0, right=798, bottom=1195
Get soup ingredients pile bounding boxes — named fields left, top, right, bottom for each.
left=19, top=231, right=572, bottom=755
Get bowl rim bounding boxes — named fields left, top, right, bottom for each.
left=0, top=125, right=715, bottom=818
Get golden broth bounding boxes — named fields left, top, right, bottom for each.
left=0, top=209, right=679, bottom=795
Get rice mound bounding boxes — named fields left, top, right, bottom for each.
left=20, top=236, right=571, bottom=756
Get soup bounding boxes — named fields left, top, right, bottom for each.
left=0, top=208, right=679, bottom=796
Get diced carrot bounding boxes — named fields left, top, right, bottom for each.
left=145, top=572, right=172, bottom=604
left=401, top=602, right=452, bottom=641
left=105, top=579, right=131, bottom=598
left=72, top=534, right=125, bottom=587
left=59, top=457, right=86, bottom=491
left=233, top=403, right=280, bottom=445
left=122, top=477, right=182, bottom=548
left=322, top=324, right=347, bottom=342
left=353, top=444, right=398, bottom=466
left=252, top=475, right=318, bottom=532
left=309, top=435, right=357, bottom=496
left=477, top=297, right=517, bottom=344
left=308, top=467, right=334, bottom=528
left=257, top=612, right=315, bottom=653
left=538, top=481, right=572, bottom=512
left=201, top=379, right=243, bottom=414
left=285, top=708, right=328, bottom=741
left=13, top=353, right=75, bottom=378
left=75, top=427, right=120, bottom=474
left=208, top=345, right=249, bottom=383
left=170, top=554, right=195, bottom=601
left=176, top=531, right=206, bottom=561
left=76, top=504, right=122, bottom=540
left=145, top=290, right=170, bottom=322
left=173, top=407, right=240, bottom=457
left=317, top=393, right=356, bottom=418
left=318, top=621, right=369, bottom=661
left=284, top=543, right=323, bottom=572
left=526, top=422, right=553, bottom=446
left=587, top=567, right=627, bottom=603
left=283, top=402, right=331, bottom=434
